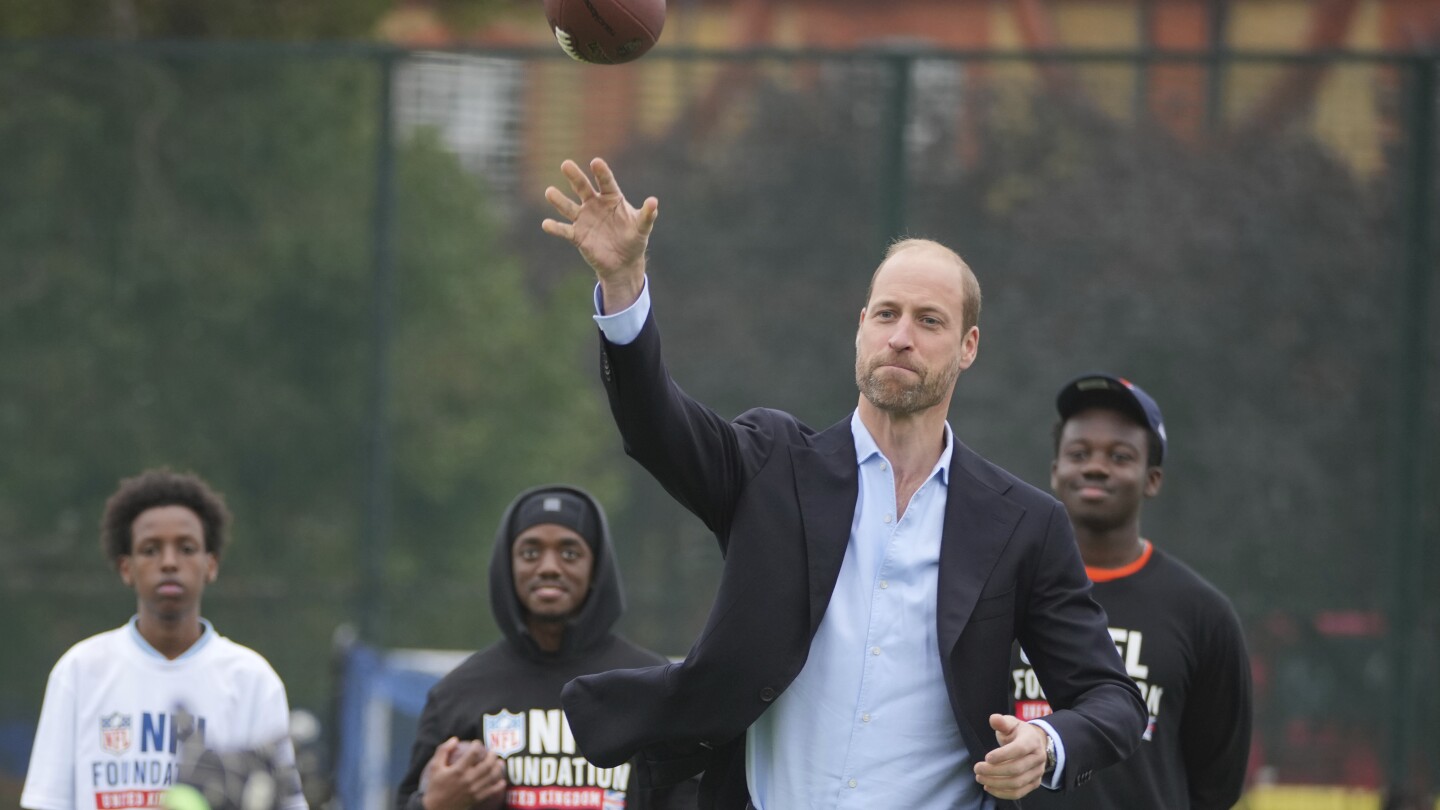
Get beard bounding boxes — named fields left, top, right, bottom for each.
left=855, top=349, right=962, bottom=415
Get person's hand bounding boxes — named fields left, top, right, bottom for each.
left=973, top=714, right=1051, bottom=799
left=420, top=738, right=507, bottom=810
left=541, top=157, right=658, bottom=313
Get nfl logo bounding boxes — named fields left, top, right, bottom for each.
left=482, top=710, right=526, bottom=758
left=100, top=712, right=132, bottom=755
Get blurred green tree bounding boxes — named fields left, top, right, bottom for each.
left=0, top=0, right=520, bottom=40
left=0, top=0, right=392, bottom=39
left=0, top=48, right=620, bottom=722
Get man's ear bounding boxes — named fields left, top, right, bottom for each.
left=960, top=325, right=980, bottom=369
left=206, top=554, right=218, bottom=583
left=1145, top=467, right=1164, bottom=498
left=118, top=556, right=134, bottom=587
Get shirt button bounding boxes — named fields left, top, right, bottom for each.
left=848, top=779, right=858, bottom=789
left=861, top=713, right=871, bottom=723
left=871, top=646, right=881, bottom=656
left=879, top=580, right=889, bottom=589
left=884, top=513, right=893, bottom=524
left=880, top=462, right=888, bottom=471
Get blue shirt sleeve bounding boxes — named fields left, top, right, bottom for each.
left=592, top=278, right=650, bottom=346
left=1030, top=718, right=1067, bottom=790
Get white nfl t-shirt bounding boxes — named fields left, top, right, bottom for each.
left=21, top=618, right=307, bottom=810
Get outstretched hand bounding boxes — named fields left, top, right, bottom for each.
left=541, top=157, right=658, bottom=313
left=973, top=713, right=1050, bottom=800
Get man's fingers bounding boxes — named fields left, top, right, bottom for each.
left=990, top=712, right=1020, bottom=742
left=591, top=157, right=621, bottom=197
left=636, top=197, right=659, bottom=237
left=464, top=754, right=506, bottom=800
left=974, top=749, right=1044, bottom=801
left=544, top=186, right=581, bottom=220
left=560, top=159, right=597, bottom=201
left=540, top=219, right=575, bottom=242
left=433, top=737, right=459, bottom=761
left=984, top=741, right=1023, bottom=766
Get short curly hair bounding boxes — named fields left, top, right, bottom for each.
left=100, top=469, right=232, bottom=568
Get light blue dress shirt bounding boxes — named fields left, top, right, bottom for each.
left=593, top=280, right=1065, bottom=808
left=744, top=412, right=978, bottom=808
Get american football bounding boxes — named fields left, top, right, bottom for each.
left=542, top=0, right=665, bottom=65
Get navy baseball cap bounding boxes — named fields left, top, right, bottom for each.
left=1056, top=374, right=1167, bottom=464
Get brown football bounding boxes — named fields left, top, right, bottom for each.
left=542, top=0, right=666, bottom=65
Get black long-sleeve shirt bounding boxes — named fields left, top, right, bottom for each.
left=1011, top=543, right=1253, bottom=810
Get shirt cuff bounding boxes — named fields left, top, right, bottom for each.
left=1029, top=718, right=1066, bottom=790
left=592, top=277, right=650, bottom=346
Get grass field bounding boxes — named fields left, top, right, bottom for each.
left=1241, top=785, right=1439, bottom=810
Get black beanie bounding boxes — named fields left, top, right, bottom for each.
left=509, top=490, right=600, bottom=551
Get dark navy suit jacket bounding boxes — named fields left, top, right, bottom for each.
left=561, top=312, right=1145, bottom=809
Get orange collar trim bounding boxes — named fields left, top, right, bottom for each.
left=1086, top=540, right=1153, bottom=582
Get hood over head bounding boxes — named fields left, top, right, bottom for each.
left=489, top=484, right=626, bottom=661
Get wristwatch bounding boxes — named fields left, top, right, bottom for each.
left=1044, top=734, right=1057, bottom=775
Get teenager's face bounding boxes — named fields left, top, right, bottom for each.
left=511, top=523, right=594, bottom=622
left=1051, top=408, right=1163, bottom=533
left=119, top=505, right=217, bottom=623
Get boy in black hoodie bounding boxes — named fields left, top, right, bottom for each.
left=396, top=485, right=694, bottom=810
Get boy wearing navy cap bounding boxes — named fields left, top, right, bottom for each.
left=1011, top=375, right=1254, bottom=810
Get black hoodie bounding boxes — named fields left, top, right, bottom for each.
left=395, top=485, right=695, bottom=810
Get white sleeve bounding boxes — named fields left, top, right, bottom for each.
left=21, top=655, right=77, bottom=810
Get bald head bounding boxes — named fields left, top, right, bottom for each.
left=866, top=239, right=982, bottom=333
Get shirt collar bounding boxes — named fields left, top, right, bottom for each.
left=850, top=411, right=954, bottom=486
left=127, top=615, right=215, bottom=661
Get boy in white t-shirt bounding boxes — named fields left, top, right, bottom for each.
left=21, top=469, right=307, bottom=810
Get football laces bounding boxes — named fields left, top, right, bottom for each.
left=553, top=28, right=586, bottom=62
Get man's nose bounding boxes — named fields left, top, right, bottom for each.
left=160, top=545, right=180, bottom=569
left=535, top=550, right=562, bottom=575
left=887, top=318, right=914, bottom=350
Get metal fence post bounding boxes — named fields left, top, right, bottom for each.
left=878, top=49, right=914, bottom=250
left=1385, top=54, right=1435, bottom=800
left=361, top=50, right=398, bottom=646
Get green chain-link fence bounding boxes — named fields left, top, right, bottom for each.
left=1, top=42, right=1435, bottom=805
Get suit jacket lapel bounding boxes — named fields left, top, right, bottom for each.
left=937, top=441, right=1025, bottom=658
left=792, top=419, right=859, bottom=634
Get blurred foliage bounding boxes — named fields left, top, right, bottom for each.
left=0, top=0, right=393, bottom=39
left=0, top=48, right=620, bottom=721
left=0, top=0, right=516, bottom=40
